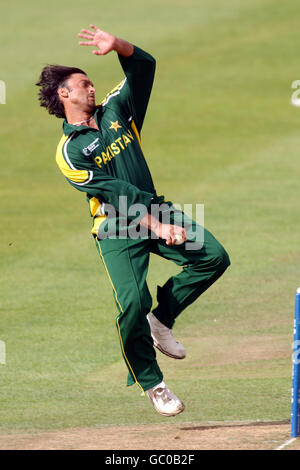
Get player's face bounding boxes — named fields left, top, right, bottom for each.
left=65, top=73, right=96, bottom=112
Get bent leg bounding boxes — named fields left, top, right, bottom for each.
left=151, top=211, right=230, bottom=329
left=95, top=236, right=163, bottom=392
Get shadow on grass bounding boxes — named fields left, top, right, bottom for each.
left=181, top=420, right=290, bottom=432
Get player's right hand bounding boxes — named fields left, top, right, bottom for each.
left=159, top=224, right=187, bottom=246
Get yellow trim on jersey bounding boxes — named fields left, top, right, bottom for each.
left=130, top=120, right=143, bottom=150
left=95, top=237, right=145, bottom=396
left=100, top=79, right=126, bottom=106
left=56, top=134, right=91, bottom=184
left=91, top=215, right=107, bottom=235
left=90, top=198, right=107, bottom=235
left=89, top=197, right=101, bottom=217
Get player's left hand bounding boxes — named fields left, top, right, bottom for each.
left=78, top=25, right=116, bottom=55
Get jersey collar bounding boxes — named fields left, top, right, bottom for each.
left=62, top=106, right=102, bottom=135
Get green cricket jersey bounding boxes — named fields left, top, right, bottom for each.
left=56, top=46, right=161, bottom=235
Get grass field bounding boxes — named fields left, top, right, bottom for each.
left=1, top=0, right=300, bottom=449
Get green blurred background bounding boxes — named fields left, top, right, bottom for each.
left=0, top=0, right=300, bottom=430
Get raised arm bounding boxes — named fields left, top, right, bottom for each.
left=78, top=24, right=134, bottom=57
left=78, top=25, right=156, bottom=133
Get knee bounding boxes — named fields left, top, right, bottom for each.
left=128, top=289, right=152, bottom=317
left=191, top=244, right=230, bottom=280
left=214, top=245, right=231, bottom=273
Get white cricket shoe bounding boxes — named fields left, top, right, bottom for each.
left=147, top=313, right=186, bottom=359
left=147, top=381, right=185, bottom=417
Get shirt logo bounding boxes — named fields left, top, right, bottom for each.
left=82, top=137, right=100, bottom=156
left=94, top=128, right=135, bottom=169
left=109, top=120, right=122, bottom=132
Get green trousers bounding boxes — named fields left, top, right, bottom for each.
left=95, top=208, right=230, bottom=393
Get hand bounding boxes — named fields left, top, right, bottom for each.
left=78, top=24, right=117, bottom=56
left=139, top=214, right=187, bottom=246
left=159, top=224, right=187, bottom=246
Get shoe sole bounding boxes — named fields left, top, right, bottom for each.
left=152, top=338, right=186, bottom=360
left=152, top=402, right=185, bottom=417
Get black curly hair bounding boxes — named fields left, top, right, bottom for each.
left=36, top=65, right=87, bottom=118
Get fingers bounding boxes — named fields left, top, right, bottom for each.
left=167, top=227, right=187, bottom=246
left=78, top=33, right=94, bottom=40
left=77, top=25, right=102, bottom=48
left=166, top=230, right=177, bottom=246
left=160, top=223, right=187, bottom=246
left=78, top=25, right=100, bottom=35
left=78, top=28, right=94, bottom=45
left=79, top=41, right=94, bottom=46
left=81, top=28, right=95, bottom=35
left=90, top=24, right=101, bottom=32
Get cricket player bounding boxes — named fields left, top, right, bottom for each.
left=36, top=25, right=230, bottom=417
